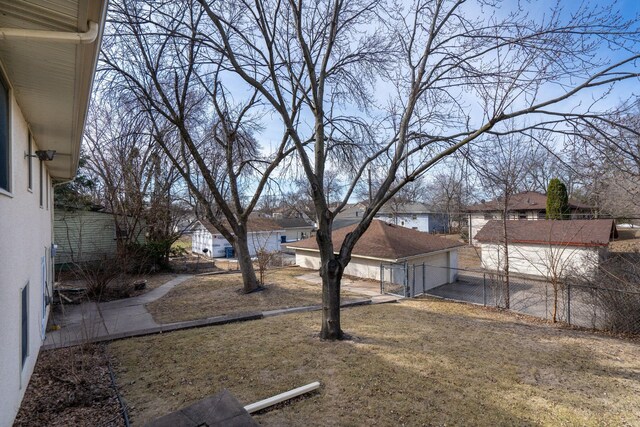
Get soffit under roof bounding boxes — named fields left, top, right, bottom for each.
left=0, top=0, right=106, bottom=180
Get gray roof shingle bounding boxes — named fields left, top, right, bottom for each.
left=474, top=219, right=617, bottom=247
left=288, top=219, right=464, bottom=260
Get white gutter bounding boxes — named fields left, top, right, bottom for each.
left=0, top=21, right=99, bottom=44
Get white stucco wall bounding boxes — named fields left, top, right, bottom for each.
left=295, top=250, right=322, bottom=270
left=282, top=226, right=313, bottom=242
left=191, top=225, right=284, bottom=258
left=294, top=248, right=459, bottom=296
left=376, top=214, right=430, bottom=232
left=480, top=242, right=601, bottom=278
left=0, top=93, right=54, bottom=425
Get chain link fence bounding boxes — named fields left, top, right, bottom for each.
left=381, top=261, right=640, bottom=336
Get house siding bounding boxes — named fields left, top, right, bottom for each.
left=0, top=92, right=54, bottom=425
left=281, top=226, right=314, bottom=242
left=293, top=249, right=459, bottom=294
left=191, top=224, right=284, bottom=258
left=55, top=211, right=117, bottom=264
left=54, top=210, right=146, bottom=265
left=479, top=242, right=600, bottom=277
left=374, top=212, right=449, bottom=233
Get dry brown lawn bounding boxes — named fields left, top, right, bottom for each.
left=610, top=228, right=640, bottom=253
left=110, top=298, right=640, bottom=426
left=146, top=267, right=362, bottom=324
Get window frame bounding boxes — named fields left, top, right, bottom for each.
left=46, top=172, right=49, bottom=210
left=39, top=158, right=43, bottom=208
left=27, top=132, right=33, bottom=191
left=0, top=70, right=11, bottom=195
left=21, top=283, right=29, bottom=370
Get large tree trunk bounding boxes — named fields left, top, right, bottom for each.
left=234, top=229, right=260, bottom=293
left=315, top=217, right=345, bottom=340
left=320, top=256, right=344, bottom=340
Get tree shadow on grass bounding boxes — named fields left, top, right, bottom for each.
left=109, top=300, right=640, bottom=425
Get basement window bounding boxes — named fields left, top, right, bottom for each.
left=21, top=283, right=29, bottom=369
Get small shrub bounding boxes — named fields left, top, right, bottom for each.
left=574, top=254, right=640, bottom=334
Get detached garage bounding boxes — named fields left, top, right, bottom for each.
left=287, top=220, right=464, bottom=296
left=192, top=217, right=284, bottom=258
left=475, top=219, right=618, bottom=278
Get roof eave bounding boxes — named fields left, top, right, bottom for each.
left=476, top=238, right=608, bottom=248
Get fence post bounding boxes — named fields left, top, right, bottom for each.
left=411, top=264, right=415, bottom=297
left=403, top=262, right=408, bottom=297
left=380, top=264, right=384, bottom=294
left=483, top=273, right=486, bottom=306
left=567, top=282, right=571, bottom=325
left=422, top=262, right=426, bottom=294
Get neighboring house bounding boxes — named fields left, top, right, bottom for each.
left=333, top=201, right=448, bottom=233
left=475, top=219, right=617, bottom=278
left=374, top=202, right=449, bottom=233
left=466, top=191, right=593, bottom=244
left=271, top=206, right=314, bottom=223
left=274, top=217, right=315, bottom=243
left=287, top=220, right=464, bottom=295
left=54, top=207, right=146, bottom=266
left=192, top=217, right=285, bottom=258
left=332, top=201, right=367, bottom=230
left=0, top=2, right=107, bottom=425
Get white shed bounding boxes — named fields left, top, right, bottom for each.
left=287, top=220, right=464, bottom=295
left=475, top=219, right=617, bottom=278
left=192, top=217, right=285, bottom=258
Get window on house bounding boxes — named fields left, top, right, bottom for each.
left=483, top=213, right=494, bottom=220
left=114, top=226, right=129, bottom=240
left=46, top=173, right=49, bottom=210
left=21, top=284, right=29, bottom=368
left=518, top=213, right=527, bottom=220
left=538, top=211, right=546, bottom=219
left=412, top=215, right=417, bottom=220
left=0, top=74, right=9, bottom=192
left=27, top=133, right=32, bottom=191
left=39, top=159, right=43, bottom=207
left=41, top=255, right=48, bottom=339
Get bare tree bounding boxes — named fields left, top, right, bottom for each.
left=470, top=134, right=540, bottom=307
left=424, top=159, right=472, bottom=233
left=82, top=89, right=191, bottom=269
left=187, top=0, right=640, bottom=339
left=102, top=0, right=299, bottom=292
left=569, top=107, right=640, bottom=221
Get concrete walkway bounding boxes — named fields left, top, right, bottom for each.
left=295, top=272, right=400, bottom=302
left=43, top=273, right=401, bottom=350
left=44, top=275, right=192, bottom=349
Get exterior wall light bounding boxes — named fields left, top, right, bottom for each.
left=24, top=150, right=56, bottom=161
left=35, top=150, right=56, bottom=161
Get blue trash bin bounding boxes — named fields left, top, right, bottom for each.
left=225, top=247, right=235, bottom=258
